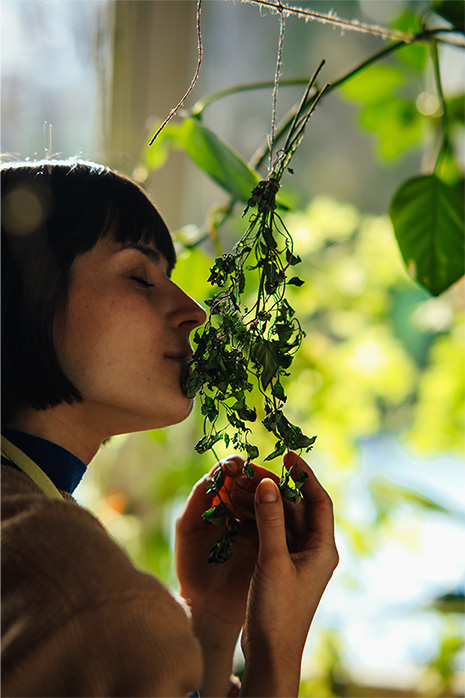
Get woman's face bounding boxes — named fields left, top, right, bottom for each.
left=54, top=236, right=206, bottom=437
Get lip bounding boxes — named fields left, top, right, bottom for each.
left=164, top=353, right=193, bottom=362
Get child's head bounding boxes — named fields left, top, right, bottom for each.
left=2, top=159, right=178, bottom=424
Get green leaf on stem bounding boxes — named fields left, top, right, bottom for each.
left=243, top=459, right=256, bottom=477
left=179, top=118, right=261, bottom=203
left=342, top=65, right=404, bottom=103
left=389, top=174, right=465, bottom=296
left=360, top=99, right=422, bottom=160
left=288, top=276, right=305, bottom=287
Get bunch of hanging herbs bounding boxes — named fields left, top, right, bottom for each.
left=182, top=61, right=329, bottom=563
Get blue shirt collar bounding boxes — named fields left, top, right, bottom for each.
left=1, top=429, right=87, bottom=494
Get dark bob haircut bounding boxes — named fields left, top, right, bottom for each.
left=1, top=159, right=176, bottom=423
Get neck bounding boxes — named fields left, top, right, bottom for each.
left=4, top=405, right=104, bottom=465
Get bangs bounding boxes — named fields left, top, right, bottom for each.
left=100, top=173, right=177, bottom=273
left=1, top=160, right=176, bottom=273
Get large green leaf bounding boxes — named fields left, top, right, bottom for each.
left=389, top=174, right=465, bottom=296
left=342, top=65, right=404, bottom=103
left=178, top=117, right=261, bottom=203
left=360, top=99, right=423, bottom=160
left=343, top=65, right=422, bottom=161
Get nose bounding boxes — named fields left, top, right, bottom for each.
left=170, top=281, right=207, bottom=330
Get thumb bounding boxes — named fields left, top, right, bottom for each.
left=254, top=478, right=287, bottom=560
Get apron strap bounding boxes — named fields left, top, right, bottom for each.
left=1, top=436, right=64, bottom=500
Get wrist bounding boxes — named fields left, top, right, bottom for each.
left=186, top=599, right=242, bottom=645
left=241, top=649, right=301, bottom=698
left=186, top=602, right=241, bottom=698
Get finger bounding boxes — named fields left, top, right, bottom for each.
left=254, top=479, right=288, bottom=561
left=221, top=455, right=245, bottom=477
left=230, top=487, right=255, bottom=514
left=284, top=451, right=331, bottom=504
left=226, top=466, right=281, bottom=498
left=282, top=451, right=336, bottom=542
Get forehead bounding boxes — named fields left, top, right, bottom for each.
left=79, top=237, right=171, bottom=272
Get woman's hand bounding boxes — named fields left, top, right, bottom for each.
left=240, top=451, right=339, bottom=697
left=175, top=451, right=338, bottom=697
left=176, top=455, right=268, bottom=697
left=176, top=455, right=257, bottom=626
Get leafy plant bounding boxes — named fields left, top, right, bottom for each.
left=181, top=64, right=329, bottom=562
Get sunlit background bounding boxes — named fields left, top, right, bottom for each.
left=2, top=1, right=464, bottom=696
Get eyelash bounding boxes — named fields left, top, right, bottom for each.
left=130, top=275, right=154, bottom=288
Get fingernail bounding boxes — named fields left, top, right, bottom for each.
left=223, top=459, right=240, bottom=475
left=258, top=479, right=278, bottom=503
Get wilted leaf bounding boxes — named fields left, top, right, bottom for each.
left=288, top=276, right=305, bottom=287
left=243, top=459, right=256, bottom=476
left=252, top=340, right=281, bottom=390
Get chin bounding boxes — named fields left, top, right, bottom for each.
left=143, top=397, right=194, bottom=431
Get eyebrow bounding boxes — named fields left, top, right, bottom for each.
left=120, top=243, right=162, bottom=265
left=117, top=242, right=174, bottom=276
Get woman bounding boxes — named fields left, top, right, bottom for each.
left=1, top=159, right=338, bottom=697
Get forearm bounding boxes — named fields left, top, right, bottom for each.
left=190, top=607, right=241, bottom=697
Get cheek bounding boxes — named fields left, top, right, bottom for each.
left=56, top=292, right=162, bottom=383
left=54, top=287, right=112, bottom=377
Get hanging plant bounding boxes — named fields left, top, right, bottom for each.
left=183, top=61, right=329, bottom=563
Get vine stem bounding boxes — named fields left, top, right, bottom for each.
left=190, top=28, right=461, bottom=119
left=250, top=28, right=464, bottom=171
left=430, top=38, right=449, bottom=175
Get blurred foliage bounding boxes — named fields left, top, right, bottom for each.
left=140, top=1, right=464, bottom=298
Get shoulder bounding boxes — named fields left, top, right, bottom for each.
left=2, top=464, right=175, bottom=607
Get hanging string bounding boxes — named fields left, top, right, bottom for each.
left=269, top=6, right=286, bottom=173
left=149, top=0, right=204, bottom=145
left=240, top=0, right=413, bottom=42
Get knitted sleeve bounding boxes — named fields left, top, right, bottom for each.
left=1, top=466, right=202, bottom=697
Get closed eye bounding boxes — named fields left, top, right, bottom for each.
left=130, top=275, right=154, bottom=288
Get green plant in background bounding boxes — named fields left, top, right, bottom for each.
left=144, top=0, right=464, bottom=298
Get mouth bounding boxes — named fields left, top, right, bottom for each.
left=164, top=353, right=193, bottom=363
